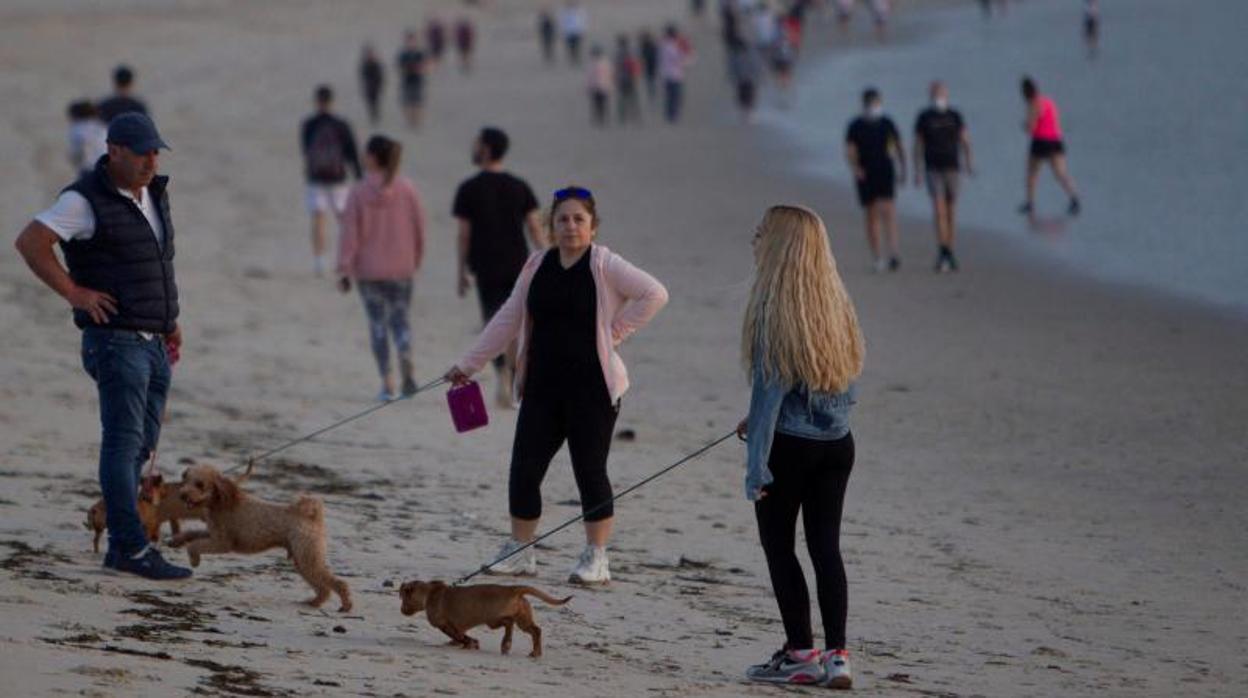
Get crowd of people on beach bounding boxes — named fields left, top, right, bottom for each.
left=13, top=0, right=1100, bottom=690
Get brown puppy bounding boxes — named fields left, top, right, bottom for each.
left=399, top=580, right=571, bottom=657
left=171, top=464, right=352, bottom=612
left=85, top=465, right=251, bottom=552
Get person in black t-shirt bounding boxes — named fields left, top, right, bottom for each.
left=359, top=44, right=385, bottom=126
left=97, top=65, right=149, bottom=124
left=452, top=127, right=545, bottom=406
left=300, top=85, right=361, bottom=275
left=844, top=87, right=906, bottom=272
left=913, top=81, right=974, bottom=273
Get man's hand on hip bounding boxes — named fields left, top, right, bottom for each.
left=66, top=285, right=117, bottom=325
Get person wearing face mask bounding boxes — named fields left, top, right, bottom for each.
left=913, top=81, right=974, bottom=273
left=451, top=127, right=546, bottom=407
left=845, top=87, right=906, bottom=272
left=336, top=135, right=426, bottom=401
left=445, top=187, right=668, bottom=586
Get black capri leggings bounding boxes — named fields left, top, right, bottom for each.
left=508, top=378, right=619, bottom=522
left=755, top=431, right=855, bottom=650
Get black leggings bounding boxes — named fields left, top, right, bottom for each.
left=755, top=431, right=855, bottom=650
left=508, top=379, right=618, bottom=522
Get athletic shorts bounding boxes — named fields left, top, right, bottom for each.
left=855, top=167, right=895, bottom=207
left=305, top=183, right=349, bottom=215
left=924, top=168, right=960, bottom=201
left=402, top=80, right=424, bottom=106
left=1029, top=138, right=1065, bottom=159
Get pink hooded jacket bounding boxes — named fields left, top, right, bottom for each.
left=456, top=245, right=669, bottom=403
left=336, top=173, right=426, bottom=281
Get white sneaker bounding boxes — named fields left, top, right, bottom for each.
left=568, top=544, right=610, bottom=585
left=872, top=257, right=888, bottom=273
left=822, top=649, right=853, bottom=690
left=484, top=538, right=537, bottom=577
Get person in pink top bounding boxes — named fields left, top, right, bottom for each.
left=1019, top=76, right=1080, bottom=216
left=336, top=135, right=426, bottom=401
left=445, top=186, right=668, bottom=586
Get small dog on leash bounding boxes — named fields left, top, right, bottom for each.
left=84, top=464, right=252, bottom=553
left=399, top=580, right=571, bottom=657
left=170, top=464, right=353, bottom=612
left=84, top=473, right=201, bottom=553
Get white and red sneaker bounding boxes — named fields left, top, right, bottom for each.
left=822, top=649, right=853, bottom=689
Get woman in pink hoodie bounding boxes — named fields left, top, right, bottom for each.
left=445, top=186, right=668, bottom=586
left=337, top=135, right=426, bottom=401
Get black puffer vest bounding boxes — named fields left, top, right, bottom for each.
left=61, top=156, right=178, bottom=333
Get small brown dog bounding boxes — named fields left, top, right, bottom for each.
left=399, top=580, right=571, bottom=657
left=171, top=464, right=352, bottom=612
left=84, top=474, right=202, bottom=553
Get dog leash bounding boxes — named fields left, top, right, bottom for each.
left=454, top=429, right=737, bottom=586
left=224, top=376, right=449, bottom=475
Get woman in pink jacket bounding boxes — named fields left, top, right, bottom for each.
left=446, top=186, right=668, bottom=585
left=337, top=135, right=426, bottom=401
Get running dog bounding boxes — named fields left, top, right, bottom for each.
left=171, top=464, right=352, bottom=612
left=399, top=580, right=571, bottom=657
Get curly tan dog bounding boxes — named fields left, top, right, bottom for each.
left=399, top=580, right=571, bottom=657
left=171, top=464, right=352, bottom=612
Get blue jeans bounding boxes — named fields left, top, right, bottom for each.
left=81, top=327, right=170, bottom=555
left=664, top=80, right=684, bottom=123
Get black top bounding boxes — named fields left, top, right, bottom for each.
left=845, top=116, right=901, bottom=173
left=300, top=112, right=361, bottom=184
left=525, top=248, right=599, bottom=391
left=397, top=49, right=427, bottom=85
left=63, top=156, right=178, bottom=333
left=98, top=94, right=148, bottom=124
left=914, top=107, right=965, bottom=170
left=361, top=58, right=384, bottom=94
left=452, top=171, right=540, bottom=284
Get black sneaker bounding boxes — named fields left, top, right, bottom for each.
left=1067, top=197, right=1081, bottom=216
left=947, top=250, right=960, bottom=272
left=401, top=376, right=418, bottom=397
left=103, top=547, right=120, bottom=569
left=888, top=256, right=901, bottom=272
left=113, top=546, right=192, bottom=580
left=1017, top=201, right=1034, bottom=215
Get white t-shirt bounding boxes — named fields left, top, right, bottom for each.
left=559, top=6, right=587, bottom=36
left=659, top=38, right=689, bottom=82
left=36, top=186, right=166, bottom=248
left=67, top=120, right=108, bottom=174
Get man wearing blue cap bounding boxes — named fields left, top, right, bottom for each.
left=14, top=112, right=191, bottom=580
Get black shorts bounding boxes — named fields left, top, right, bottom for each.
left=855, top=167, right=895, bottom=207
left=1029, top=138, right=1065, bottom=159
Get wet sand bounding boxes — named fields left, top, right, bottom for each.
left=1, top=1, right=1246, bottom=696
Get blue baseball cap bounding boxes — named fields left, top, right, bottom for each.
left=106, top=112, right=170, bottom=155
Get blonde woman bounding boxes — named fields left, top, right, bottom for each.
left=738, top=205, right=864, bottom=689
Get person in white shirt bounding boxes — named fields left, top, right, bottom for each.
left=559, top=0, right=588, bottom=65
left=66, top=100, right=109, bottom=177
left=12, top=112, right=191, bottom=581
left=659, top=24, right=693, bottom=123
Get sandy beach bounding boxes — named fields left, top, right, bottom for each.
left=2, top=0, right=1246, bottom=696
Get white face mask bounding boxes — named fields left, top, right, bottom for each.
left=867, top=104, right=884, bottom=119
left=933, top=97, right=949, bottom=111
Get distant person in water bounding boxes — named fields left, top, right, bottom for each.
left=538, top=7, right=557, bottom=64
left=360, top=44, right=385, bottom=126
left=845, top=87, right=905, bottom=272
left=1019, top=76, right=1080, bottom=217
left=1083, top=0, right=1100, bottom=58
left=913, top=81, right=974, bottom=273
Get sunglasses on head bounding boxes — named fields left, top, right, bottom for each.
left=553, top=186, right=593, bottom=201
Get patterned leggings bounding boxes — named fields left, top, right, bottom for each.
left=357, top=280, right=413, bottom=377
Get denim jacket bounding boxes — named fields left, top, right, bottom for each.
left=744, top=360, right=856, bottom=500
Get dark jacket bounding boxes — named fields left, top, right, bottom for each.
left=62, top=156, right=178, bottom=333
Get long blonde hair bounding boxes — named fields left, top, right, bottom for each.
left=741, top=205, right=864, bottom=392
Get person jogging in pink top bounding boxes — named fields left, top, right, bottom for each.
left=337, top=135, right=426, bottom=401
left=1019, top=76, right=1080, bottom=217
left=445, top=186, right=668, bottom=586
